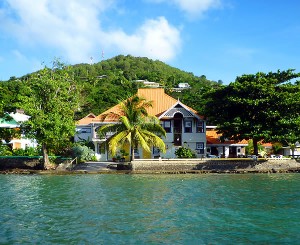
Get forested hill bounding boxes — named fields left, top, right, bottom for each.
left=2, top=55, right=222, bottom=119
left=70, top=55, right=221, bottom=118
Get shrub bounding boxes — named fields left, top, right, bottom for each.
left=12, top=146, right=40, bottom=156
left=72, top=145, right=95, bottom=163
left=0, top=144, right=12, bottom=156
left=175, top=147, right=196, bottom=158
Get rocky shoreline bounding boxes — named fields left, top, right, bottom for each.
left=1, top=160, right=300, bottom=175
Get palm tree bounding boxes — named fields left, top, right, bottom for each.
left=98, top=95, right=166, bottom=161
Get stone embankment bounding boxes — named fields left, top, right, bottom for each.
left=130, top=158, right=300, bottom=173
left=1, top=157, right=300, bottom=174
left=0, top=157, right=42, bottom=170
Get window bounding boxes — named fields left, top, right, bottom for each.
left=196, top=142, right=204, bottom=154
left=163, top=120, right=171, bottom=133
left=153, top=147, right=160, bottom=155
left=184, top=120, right=192, bottom=133
left=134, top=148, right=140, bottom=158
left=80, top=128, right=91, bottom=133
left=196, top=121, right=204, bottom=133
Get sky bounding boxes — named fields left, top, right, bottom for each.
left=1, top=0, right=300, bottom=84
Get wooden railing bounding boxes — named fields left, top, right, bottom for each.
left=69, top=157, right=78, bottom=170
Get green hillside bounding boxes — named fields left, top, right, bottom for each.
left=2, top=55, right=221, bottom=119
left=70, top=55, right=220, bottom=118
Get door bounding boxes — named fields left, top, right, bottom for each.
left=173, top=113, right=183, bottom=146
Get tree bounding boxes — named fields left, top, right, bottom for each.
left=98, top=95, right=166, bottom=161
left=270, top=81, right=300, bottom=156
left=18, top=63, right=80, bottom=169
left=204, top=69, right=300, bottom=155
left=0, top=128, right=20, bottom=145
left=245, top=139, right=265, bottom=156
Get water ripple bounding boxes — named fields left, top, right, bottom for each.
left=0, top=174, right=299, bottom=244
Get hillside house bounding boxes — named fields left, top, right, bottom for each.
left=134, top=80, right=160, bottom=88
left=75, top=88, right=206, bottom=161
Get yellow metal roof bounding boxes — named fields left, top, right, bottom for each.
left=77, top=88, right=202, bottom=125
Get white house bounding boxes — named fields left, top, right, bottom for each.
left=134, top=80, right=160, bottom=88
left=75, top=88, right=206, bottom=161
left=0, top=110, right=37, bottom=149
left=206, top=126, right=248, bottom=158
left=178, top=83, right=190, bottom=88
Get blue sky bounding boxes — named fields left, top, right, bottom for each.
left=1, top=0, right=300, bottom=84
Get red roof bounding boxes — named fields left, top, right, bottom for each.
left=206, top=129, right=248, bottom=145
left=76, top=113, right=97, bottom=126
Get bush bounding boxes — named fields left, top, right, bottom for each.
left=72, top=145, right=95, bottom=163
left=0, top=144, right=12, bottom=156
left=12, top=146, right=40, bottom=156
left=175, top=147, right=196, bottom=158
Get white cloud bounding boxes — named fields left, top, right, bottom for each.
left=175, top=0, right=221, bottom=16
left=104, top=17, right=181, bottom=61
left=148, top=0, right=221, bottom=18
left=0, top=0, right=182, bottom=64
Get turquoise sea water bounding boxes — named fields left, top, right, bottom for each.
left=0, top=173, right=299, bottom=244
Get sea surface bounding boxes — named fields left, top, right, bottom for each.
left=0, top=173, right=299, bottom=244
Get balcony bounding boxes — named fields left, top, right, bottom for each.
left=92, top=132, right=114, bottom=142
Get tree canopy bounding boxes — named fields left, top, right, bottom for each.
left=204, top=69, right=300, bottom=155
left=18, top=63, right=80, bottom=168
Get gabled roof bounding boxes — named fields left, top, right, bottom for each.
left=137, top=88, right=178, bottom=116
left=0, top=116, right=18, bottom=128
left=206, top=129, right=248, bottom=146
left=76, top=88, right=203, bottom=125
left=9, top=112, right=30, bottom=122
left=0, top=112, right=30, bottom=128
left=159, top=100, right=201, bottom=120
left=76, top=113, right=97, bottom=126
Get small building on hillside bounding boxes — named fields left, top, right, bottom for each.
left=178, top=83, right=190, bottom=88
left=75, top=88, right=206, bottom=161
left=134, top=80, right=160, bottom=88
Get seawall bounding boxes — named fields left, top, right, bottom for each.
left=131, top=158, right=300, bottom=172
left=0, top=157, right=42, bottom=170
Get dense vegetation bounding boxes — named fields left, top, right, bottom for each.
left=204, top=69, right=300, bottom=155
left=2, top=55, right=219, bottom=119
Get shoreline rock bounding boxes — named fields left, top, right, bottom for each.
left=1, top=158, right=300, bottom=175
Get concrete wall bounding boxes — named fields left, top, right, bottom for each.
left=0, top=157, right=73, bottom=170
left=131, top=158, right=299, bottom=171
left=0, top=157, right=42, bottom=170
